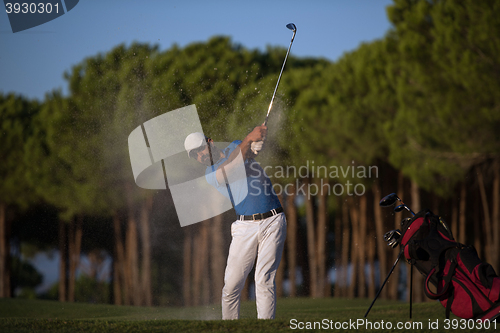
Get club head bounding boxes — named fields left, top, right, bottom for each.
left=394, top=204, right=407, bottom=213
left=388, top=238, right=400, bottom=248
left=401, top=217, right=412, bottom=227
left=379, top=193, right=399, bottom=207
left=286, top=23, right=297, bottom=32
left=383, top=230, right=397, bottom=242
left=384, top=229, right=401, bottom=248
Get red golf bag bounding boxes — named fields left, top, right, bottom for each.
left=401, top=209, right=500, bottom=321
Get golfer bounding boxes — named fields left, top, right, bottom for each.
left=184, top=125, right=287, bottom=320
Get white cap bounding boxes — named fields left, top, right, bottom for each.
left=184, top=132, right=207, bottom=157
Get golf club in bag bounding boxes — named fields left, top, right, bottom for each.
left=365, top=193, right=500, bottom=322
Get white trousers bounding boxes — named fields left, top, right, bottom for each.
left=222, top=212, right=287, bottom=320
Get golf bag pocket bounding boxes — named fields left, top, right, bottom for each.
left=400, top=210, right=500, bottom=320
left=436, top=247, right=500, bottom=319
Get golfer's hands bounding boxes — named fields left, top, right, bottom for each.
left=248, top=124, right=267, bottom=142
left=251, top=141, right=264, bottom=155
left=249, top=124, right=267, bottom=156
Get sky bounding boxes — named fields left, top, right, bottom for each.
left=0, top=0, right=394, bottom=101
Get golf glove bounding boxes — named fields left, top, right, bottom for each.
left=251, top=141, right=264, bottom=155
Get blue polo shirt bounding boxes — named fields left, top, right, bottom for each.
left=205, top=140, right=281, bottom=216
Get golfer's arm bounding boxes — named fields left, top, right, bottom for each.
left=215, top=137, right=253, bottom=184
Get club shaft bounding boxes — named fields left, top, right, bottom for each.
left=404, top=206, right=415, bottom=216
left=264, top=31, right=296, bottom=126
left=399, top=199, right=416, bottom=216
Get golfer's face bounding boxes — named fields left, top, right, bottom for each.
left=191, top=144, right=211, bottom=166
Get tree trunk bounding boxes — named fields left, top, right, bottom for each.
left=113, top=213, right=125, bottom=305
left=340, top=200, right=350, bottom=297
left=459, top=183, right=467, bottom=245
left=74, top=216, right=83, bottom=296
left=492, top=161, right=499, bottom=272
left=210, top=214, right=225, bottom=303
left=67, top=220, right=75, bottom=302
left=192, top=224, right=202, bottom=306
left=183, top=227, right=193, bottom=306
left=474, top=190, right=483, bottom=257
left=140, top=196, right=153, bottom=306
left=305, top=177, right=317, bottom=297
left=201, top=221, right=210, bottom=305
left=410, top=180, right=423, bottom=303
left=58, top=220, right=67, bottom=302
left=286, top=185, right=297, bottom=297
left=477, top=166, right=493, bottom=264
left=112, top=251, right=121, bottom=305
left=275, top=193, right=285, bottom=298
left=364, top=190, right=375, bottom=299
left=451, top=195, right=458, bottom=242
left=0, top=202, right=11, bottom=298
left=348, top=196, right=359, bottom=298
left=357, top=195, right=367, bottom=298
left=316, top=179, right=327, bottom=297
left=389, top=171, right=404, bottom=300
left=126, top=210, right=140, bottom=305
left=410, top=181, right=421, bottom=215
left=68, top=216, right=83, bottom=302
left=367, top=230, right=376, bottom=299
left=432, top=194, right=440, bottom=214
left=372, top=181, right=387, bottom=299
left=333, top=198, right=343, bottom=298
left=473, top=185, right=483, bottom=255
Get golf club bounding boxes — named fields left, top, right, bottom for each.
left=375, top=192, right=416, bottom=319
left=379, top=193, right=415, bottom=216
left=394, top=204, right=413, bottom=214
left=384, top=229, right=401, bottom=248
left=401, top=217, right=412, bottom=227
left=263, top=23, right=296, bottom=126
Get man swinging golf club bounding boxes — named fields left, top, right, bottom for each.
left=184, top=125, right=287, bottom=320
left=184, top=22, right=295, bottom=320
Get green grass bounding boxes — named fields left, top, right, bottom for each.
left=0, top=297, right=496, bottom=332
